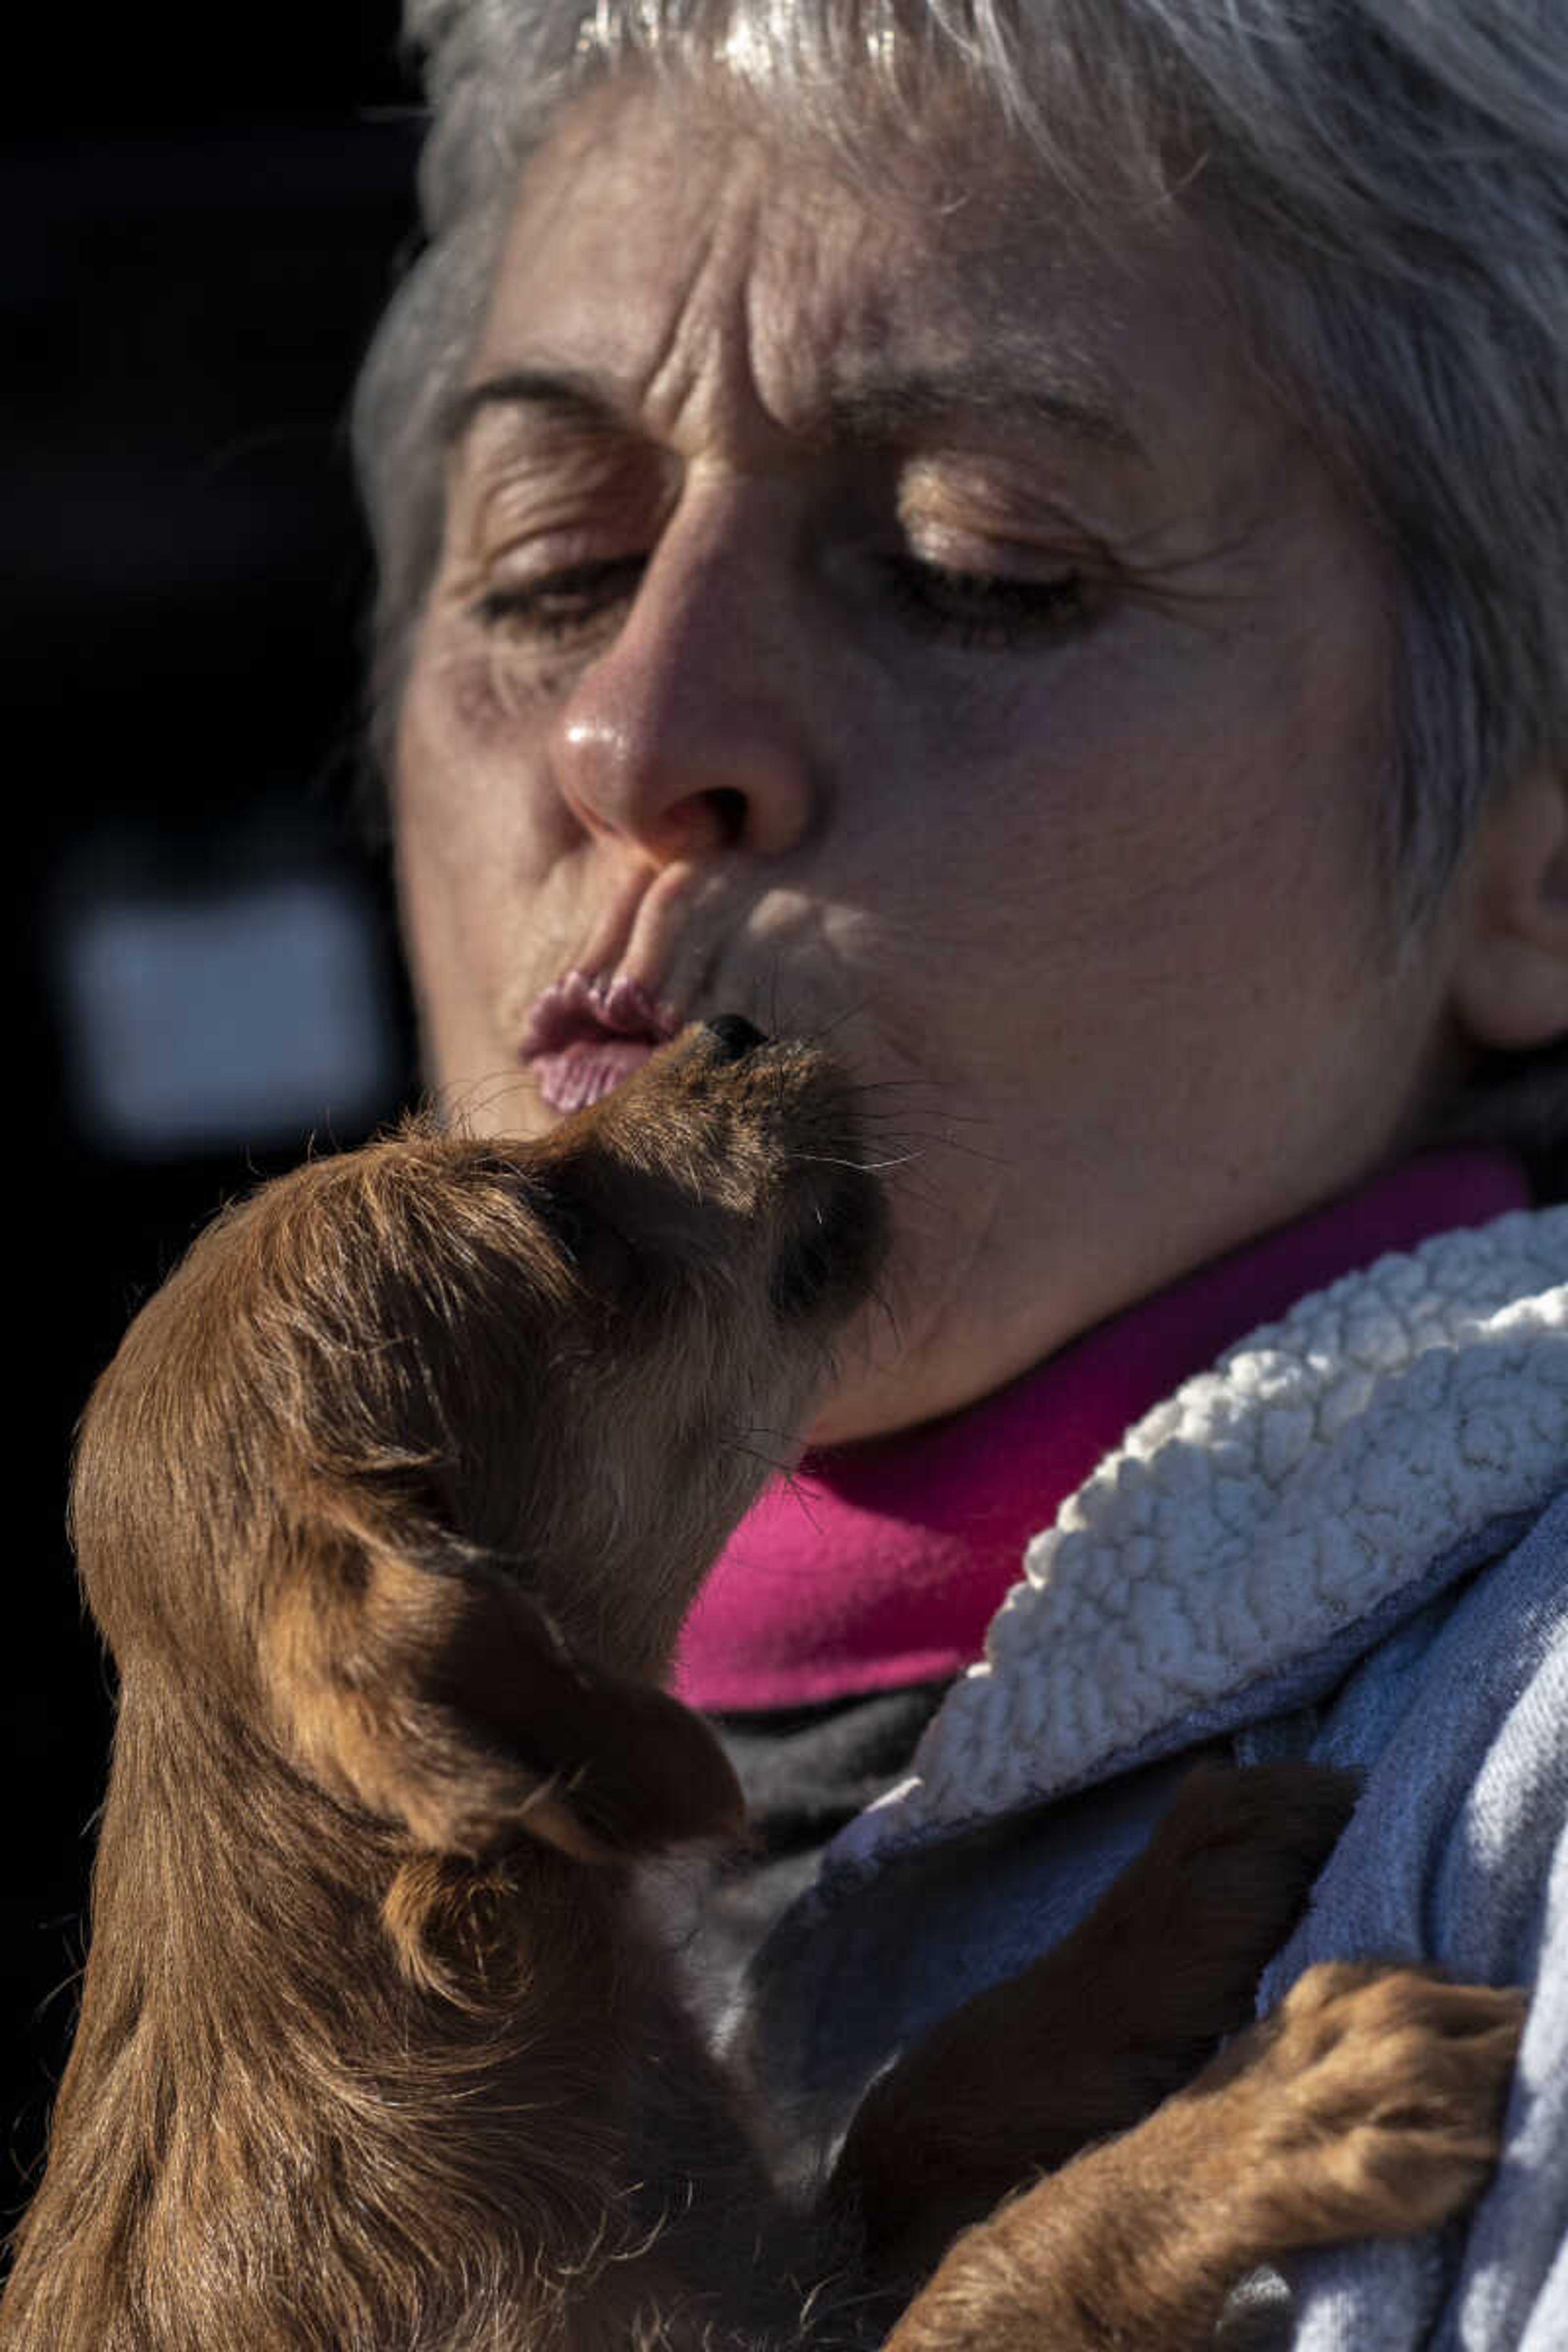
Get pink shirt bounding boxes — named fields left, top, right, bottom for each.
left=674, top=1150, right=1530, bottom=1711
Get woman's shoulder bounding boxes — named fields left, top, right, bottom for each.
left=744, top=1213, right=1568, bottom=2136
left=1259, top=1478, right=1568, bottom=1987
left=1248, top=1485, right=1568, bottom=2348
left=833, top=1204, right=1568, bottom=1874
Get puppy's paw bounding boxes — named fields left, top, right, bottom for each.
left=264, top=1531, right=743, bottom=1864
left=1205, top=1962, right=1525, bottom=2247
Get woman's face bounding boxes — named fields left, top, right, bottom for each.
left=396, top=78, right=1465, bottom=1443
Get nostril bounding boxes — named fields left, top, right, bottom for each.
left=705, top=1014, right=768, bottom=1061
left=706, top=787, right=748, bottom=847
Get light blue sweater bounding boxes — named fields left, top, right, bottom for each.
left=735, top=1209, right=1568, bottom=2346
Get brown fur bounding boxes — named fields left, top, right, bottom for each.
left=0, top=1025, right=1523, bottom=2349
left=885, top=1963, right=1525, bottom=2351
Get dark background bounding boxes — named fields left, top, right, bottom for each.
left=6, top=6, right=425, bottom=2217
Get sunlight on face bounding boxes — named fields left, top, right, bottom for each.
left=396, top=77, right=1462, bottom=1442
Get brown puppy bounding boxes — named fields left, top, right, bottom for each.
left=1, top=1021, right=1522, bottom=2350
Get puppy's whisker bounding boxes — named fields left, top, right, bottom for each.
left=797, top=999, right=869, bottom=1049
left=728, top=1451, right=826, bottom=1532
left=723, top=1432, right=804, bottom=1485
left=883, top=1132, right=1014, bottom=1169
left=850, top=1279, right=907, bottom=1363
left=425, top=1068, right=535, bottom=1137
left=788, top=1150, right=927, bottom=1175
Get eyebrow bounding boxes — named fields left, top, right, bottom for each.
left=443, top=368, right=616, bottom=448
left=446, top=359, right=1147, bottom=461
left=824, top=364, right=1146, bottom=459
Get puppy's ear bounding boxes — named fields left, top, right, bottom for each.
left=264, top=1533, right=744, bottom=1864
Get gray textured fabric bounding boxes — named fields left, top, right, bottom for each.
left=723, top=1209, right=1568, bottom=2343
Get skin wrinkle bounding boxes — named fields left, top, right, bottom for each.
left=396, top=76, right=1475, bottom=1443
left=453, top=363, right=1152, bottom=474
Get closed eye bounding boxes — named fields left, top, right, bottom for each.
left=472, top=555, right=646, bottom=646
left=881, top=554, right=1098, bottom=650
left=528, top=1188, right=644, bottom=1297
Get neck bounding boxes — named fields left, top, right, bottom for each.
left=7, top=1673, right=751, bottom=2351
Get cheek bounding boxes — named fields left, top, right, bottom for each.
left=931, top=614, right=1380, bottom=988
left=814, top=677, right=1258, bottom=1060
left=825, top=608, right=1405, bottom=1201
left=396, top=632, right=573, bottom=937
left=390, top=652, right=550, bottom=1092
left=396, top=622, right=566, bottom=865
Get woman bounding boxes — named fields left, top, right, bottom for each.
left=355, top=0, right=1568, bottom=2339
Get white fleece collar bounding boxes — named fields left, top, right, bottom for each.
left=833, top=1207, right=1568, bottom=1870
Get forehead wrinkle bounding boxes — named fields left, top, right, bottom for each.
left=448, top=353, right=1151, bottom=483
left=639, top=195, right=771, bottom=445
left=460, top=183, right=1186, bottom=489
left=471, top=94, right=1172, bottom=474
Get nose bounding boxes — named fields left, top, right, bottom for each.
left=547, top=490, right=822, bottom=864
left=704, top=1012, right=768, bottom=1061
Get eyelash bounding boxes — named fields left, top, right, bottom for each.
left=878, top=555, right=1095, bottom=650
left=469, top=549, right=1096, bottom=654
left=472, top=556, right=644, bottom=645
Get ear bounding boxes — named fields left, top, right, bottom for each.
left=263, top=1532, right=744, bottom=1864
left=1450, top=768, right=1568, bottom=1051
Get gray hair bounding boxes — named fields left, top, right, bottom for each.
left=352, top=0, right=1568, bottom=1160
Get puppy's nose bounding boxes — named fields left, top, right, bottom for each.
left=704, top=1014, right=768, bottom=1062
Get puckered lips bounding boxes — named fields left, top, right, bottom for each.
left=521, top=970, right=683, bottom=1113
